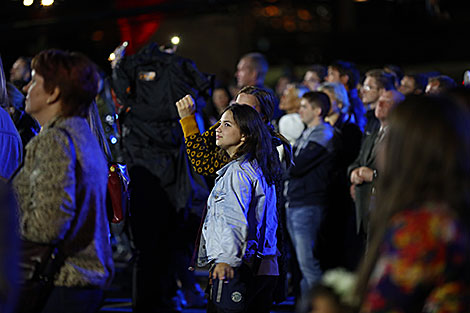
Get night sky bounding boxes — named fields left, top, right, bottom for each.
left=2, top=0, right=470, bottom=85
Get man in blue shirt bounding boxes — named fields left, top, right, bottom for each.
left=284, top=91, right=336, bottom=296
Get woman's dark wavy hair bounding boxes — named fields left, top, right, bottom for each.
left=32, top=49, right=99, bottom=118
left=222, top=104, right=282, bottom=186
left=355, top=94, right=470, bottom=303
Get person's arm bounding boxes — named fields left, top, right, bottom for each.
left=176, top=95, right=230, bottom=176
left=348, top=137, right=376, bottom=185
left=18, top=129, right=76, bottom=243
left=347, top=150, right=362, bottom=183
left=0, top=108, right=23, bottom=179
left=110, top=55, right=133, bottom=106
left=0, top=181, right=19, bottom=308
left=211, top=168, right=253, bottom=278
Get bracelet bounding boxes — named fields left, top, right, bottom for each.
left=373, top=169, right=378, bottom=179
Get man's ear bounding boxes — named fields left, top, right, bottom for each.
left=47, top=86, right=61, bottom=104
left=251, top=69, right=259, bottom=83
left=314, top=106, right=322, bottom=117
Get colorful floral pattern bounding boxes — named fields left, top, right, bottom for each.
left=362, top=205, right=470, bottom=313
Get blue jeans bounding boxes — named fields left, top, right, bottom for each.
left=286, top=204, right=323, bottom=295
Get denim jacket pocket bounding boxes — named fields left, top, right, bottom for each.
left=210, top=189, right=226, bottom=218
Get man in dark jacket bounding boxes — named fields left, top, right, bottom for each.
left=1, top=57, right=39, bottom=151
left=284, top=91, right=336, bottom=296
left=348, top=90, right=404, bottom=240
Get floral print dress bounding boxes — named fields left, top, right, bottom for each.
left=362, top=204, right=470, bottom=313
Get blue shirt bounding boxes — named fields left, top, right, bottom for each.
left=0, top=107, right=22, bottom=179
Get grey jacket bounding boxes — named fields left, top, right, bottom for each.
left=197, top=158, right=277, bottom=268
left=13, top=116, right=114, bottom=288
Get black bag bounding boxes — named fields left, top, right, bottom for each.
left=16, top=240, right=66, bottom=313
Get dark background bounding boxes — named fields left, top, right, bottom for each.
left=2, top=0, right=470, bottom=87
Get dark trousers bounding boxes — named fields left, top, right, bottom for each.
left=207, top=266, right=278, bottom=313
left=174, top=212, right=201, bottom=289
left=129, top=166, right=179, bottom=313
left=41, top=287, right=103, bottom=313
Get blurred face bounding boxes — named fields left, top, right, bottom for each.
left=276, top=76, right=291, bottom=96
left=216, top=110, right=244, bottom=157
left=299, top=98, right=320, bottom=127
left=375, top=90, right=396, bottom=122
left=213, top=89, right=230, bottom=114
left=235, top=57, right=257, bottom=88
left=320, top=89, right=337, bottom=114
left=425, top=80, right=440, bottom=94
left=10, top=59, right=29, bottom=83
left=235, top=93, right=261, bottom=113
left=23, top=70, right=50, bottom=119
left=325, top=67, right=341, bottom=83
left=279, top=85, right=300, bottom=113
left=361, top=76, right=381, bottom=105
left=398, top=76, right=416, bottom=95
left=303, top=71, right=321, bottom=91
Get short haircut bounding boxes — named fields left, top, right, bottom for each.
left=302, top=91, right=331, bottom=119
left=329, top=60, right=360, bottom=90
left=428, top=75, right=457, bottom=91
left=405, top=73, right=428, bottom=93
left=17, top=56, right=32, bottom=72
left=289, top=83, right=310, bottom=98
left=306, top=64, right=327, bottom=82
left=384, top=64, right=404, bottom=84
left=32, top=49, right=99, bottom=118
left=365, top=69, right=396, bottom=90
left=241, top=52, right=268, bottom=81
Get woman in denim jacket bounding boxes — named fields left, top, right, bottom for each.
left=197, top=104, right=282, bottom=313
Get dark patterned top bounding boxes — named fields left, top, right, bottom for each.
left=180, top=115, right=230, bottom=177
left=13, top=116, right=114, bottom=288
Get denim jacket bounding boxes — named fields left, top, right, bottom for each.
left=197, top=157, right=277, bottom=268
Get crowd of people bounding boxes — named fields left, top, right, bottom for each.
left=1, top=45, right=470, bottom=313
